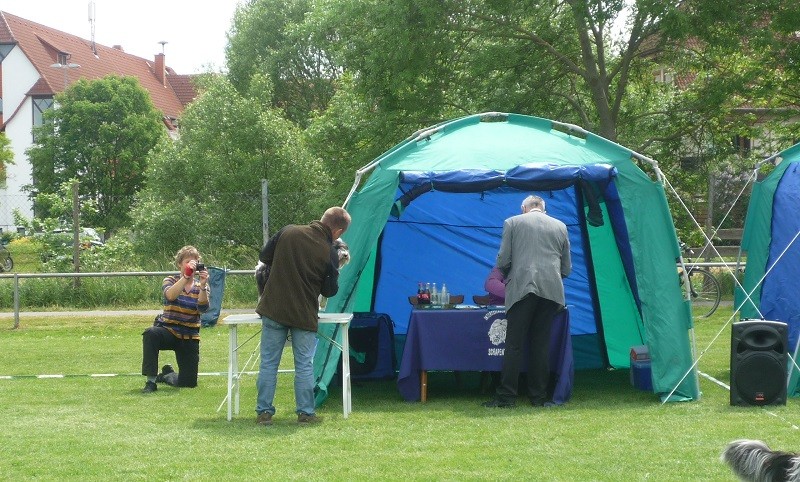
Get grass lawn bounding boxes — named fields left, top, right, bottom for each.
left=0, top=306, right=797, bottom=481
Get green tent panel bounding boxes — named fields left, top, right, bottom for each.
left=315, top=112, right=699, bottom=405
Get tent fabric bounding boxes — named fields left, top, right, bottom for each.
left=740, top=143, right=800, bottom=396
left=315, top=112, right=699, bottom=405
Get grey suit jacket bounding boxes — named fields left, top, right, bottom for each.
left=496, top=210, right=571, bottom=310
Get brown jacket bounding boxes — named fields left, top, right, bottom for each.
left=256, top=221, right=339, bottom=331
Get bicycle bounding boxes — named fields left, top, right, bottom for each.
left=0, top=243, right=12, bottom=272
left=677, top=244, right=721, bottom=318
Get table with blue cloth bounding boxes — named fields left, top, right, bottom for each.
left=397, top=307, right=573, bottom=404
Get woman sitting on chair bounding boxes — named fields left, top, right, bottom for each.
left=484, top=266, right=506, bottom=305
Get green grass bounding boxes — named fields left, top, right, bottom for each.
left=0, top=306, right=797, bottom=480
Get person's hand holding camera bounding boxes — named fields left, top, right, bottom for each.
left=183, top=260, right=207, bottom=279
left=196, top=263, right=209, bottom=290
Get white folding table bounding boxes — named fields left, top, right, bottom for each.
left=221, top=312, right=353, bottom=421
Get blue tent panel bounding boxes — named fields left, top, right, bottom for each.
left=761, top=163, right=800, bottom=351
left=374, top=185, right=598, bottom=338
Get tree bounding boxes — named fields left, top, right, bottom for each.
left=223, top=0, right=800, bottom=241
left=129, top=74, right=330, bottom=263
left=301, top=0, right=650, bottom=141
left=300, top=1, right=800, bottom=235
left=226, top=0, right=339, bottom=127
left=27, top=76, right=165, bottom=235
left=305, top=72, right=418, bottom=202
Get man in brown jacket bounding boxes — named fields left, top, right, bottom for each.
left=255, top=207, right=351, bottom=425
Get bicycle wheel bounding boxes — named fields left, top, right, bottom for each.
left=687, top=268, right=721, bottom=318
left=2, top=254, right=12, bottom=272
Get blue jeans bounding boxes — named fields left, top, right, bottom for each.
left=256, top=316, right=318, bottom=416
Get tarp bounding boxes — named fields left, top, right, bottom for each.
left=739, top=142, right=800, bottom=396
left=314, top=112, right=699, bottom=405
left=200, top=266, right=226, bottom=328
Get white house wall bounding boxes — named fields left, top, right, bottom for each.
left=1, top=44, right=42, bottom=232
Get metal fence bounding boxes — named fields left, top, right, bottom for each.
left=0, top=269, right=255, bottom=329
left=3, top=259, right=745, bottom=328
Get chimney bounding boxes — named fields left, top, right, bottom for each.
left=155, top=53, right=166, bottom=86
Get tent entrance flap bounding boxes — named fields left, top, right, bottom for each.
left=586, top=200, right=645, bottom=368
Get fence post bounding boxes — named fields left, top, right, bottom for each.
left=13, top=273, right=19, bottom=329
left=72, top=180, right=81, bottom=289
left=261, top=179, right=269, bottom=246
left=706, top=173, right=715, bottom=262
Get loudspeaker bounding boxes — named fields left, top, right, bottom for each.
left=730, top=320, right=788, bottom=406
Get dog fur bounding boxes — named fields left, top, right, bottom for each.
left=255, top=238, right=350, bottom=298
left=721, top=439, right=800, bottom=482
left=332, top=238, right=351, bottom=269
left=319, top=238, right=350, bottom=308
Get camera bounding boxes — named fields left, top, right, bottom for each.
left=196, top=263, right=205, bottom=272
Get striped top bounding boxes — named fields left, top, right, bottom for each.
left=159, top=275, right=209, bottom=340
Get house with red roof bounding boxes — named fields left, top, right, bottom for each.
left=0, top=11, right=196, bottom=233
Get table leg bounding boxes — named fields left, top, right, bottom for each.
left=234, top=325, right=242, bottom=417
left=341, top=322, right=351, bottom=418
left=421, top=370, right=428, bottom=402
left=227, top=325, right=237, bottom=421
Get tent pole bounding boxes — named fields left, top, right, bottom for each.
left=343, top=158, right=387, bottom=208
left=754, top=150, right=784, bottom=171
left=549, top=120, right=666, bottom=183
left=343, top=129, right=423, bottom=208
left=343, top=170, right=366, bottom=208
left=631, top=153, right=665, bottom=184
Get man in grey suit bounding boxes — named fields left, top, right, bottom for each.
left=483, top=195, right=571, bottom=408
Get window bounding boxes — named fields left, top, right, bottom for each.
left=57, top=52, right=70, bottom=65
left=32, top=97, right=54, bottom=141
left=0, top=44, right=13, bottom=62
left=654, top=67, right=674, bottom=85
left=732, top=135, right=751, bottom=157
left=680, top=156, right=702, bottom=170
left=33, top=97, right=53, bottom=126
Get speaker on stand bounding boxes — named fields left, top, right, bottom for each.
left=730, top=320, right=788, bottom=406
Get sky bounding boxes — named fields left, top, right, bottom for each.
left=2, top=0, right=243, bottom=74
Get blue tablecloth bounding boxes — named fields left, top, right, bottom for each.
left=397, top=308, right=573, bottom=404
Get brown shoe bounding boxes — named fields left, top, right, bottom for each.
left=256, top=412, right=273, bottom=426
left=297, top=413, right=323, bottom=425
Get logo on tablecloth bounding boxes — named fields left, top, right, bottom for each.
left=484, top=310, right=507, bottom=347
